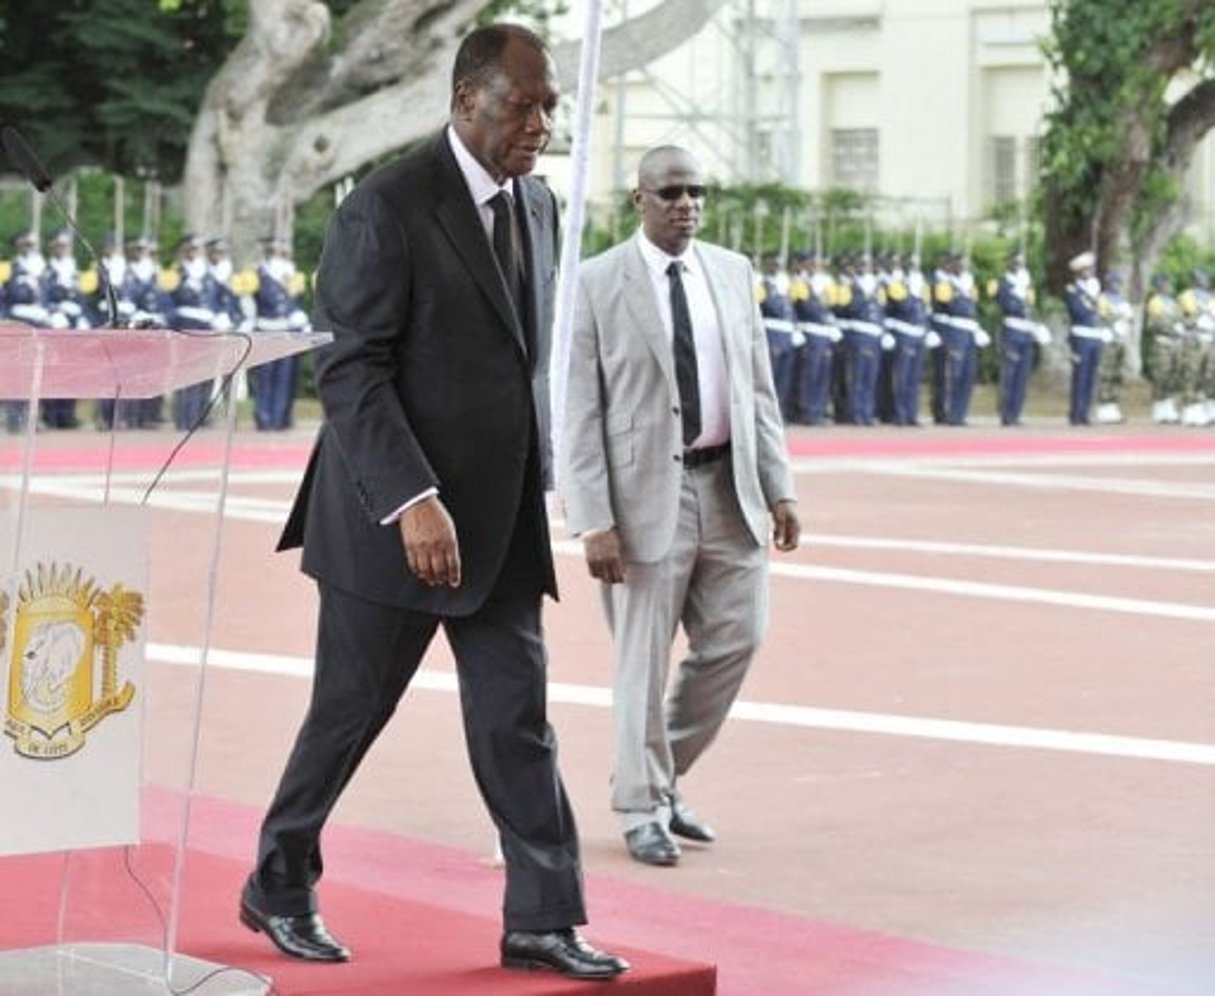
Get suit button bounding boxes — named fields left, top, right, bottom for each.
left=672, top=406, right=680, bottom=416
left=673, top=453, right=682, bottom=463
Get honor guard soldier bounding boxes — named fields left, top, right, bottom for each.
left=168, top=232, right=223, bottom=430
left=883, top=252, right=930, bottom=425
left=828, top=254, right=854, bottom=422
left=1145, top=274, right=1184, bottom=424
left=756, top=252, right=802, bottom=422
left=1095, top=270, right=1133, bottom=424
left=42, top=229, right=93, bottom=428
left=252, top=238, right=311, bottom=431
left=995, top=251, right=1049, bottom=426
left=112, top=236, right=172, bottom=428
left=788, top=250, right=840, bottom=424
left=931, top=252, right=982, bottom=425
left=93, top=232, right=138, bottom=429
left=5, top=231, right=66, bottom=431
left=1064, top=251, right=1106, bottom=425
left=926, top=251, right=950, bottom=423
left=4, top=231, right=53, bottom=432
left=99, top=232, right=136, bottom=326
left=206, top=235, right=253, bottom=332
left=873, top=252, right=899, bottom=423
left=835, top=252, right=884, bottom=425
left=1178, top=269, right=1215, bottom=425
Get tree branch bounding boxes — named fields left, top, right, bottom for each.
left=1163, top=75, right=1215, bottom=169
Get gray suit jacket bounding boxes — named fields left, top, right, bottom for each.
left=560, top=234, right=795, bottom=563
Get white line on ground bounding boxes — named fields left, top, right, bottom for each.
left=549, top=540, right=1215, bottom=622
left=147, top=641, right=1215, bottom=767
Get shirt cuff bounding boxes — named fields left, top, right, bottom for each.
left=379, top=487, right=438, bottom=526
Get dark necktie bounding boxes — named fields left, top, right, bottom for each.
left=667, top=260, right=701, bottom=447
left=489, top=190, right=524, bottom=320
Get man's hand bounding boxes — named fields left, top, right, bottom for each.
left=399, top=496, right=461, bottom=587
left=582, top=528, right=625, bottom=584
left=771, top=500, right=800, bottom=552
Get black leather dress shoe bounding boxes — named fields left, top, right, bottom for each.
left=239, top=898, right=351, bottom=962
left=669, top=800, right=716, bottom=843
left=624, top=821, right=680, bottom=866
left=501, top=928, right=630, bottom=980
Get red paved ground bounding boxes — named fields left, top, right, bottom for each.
left=3, top=418, right=1214, bottom=994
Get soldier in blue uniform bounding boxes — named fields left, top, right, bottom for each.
left=42, top=229, right=93, bottom=428
left=1064, top=251, right=1105, bottom=426
left=206, top=235, right=251, bottom=332
left=883, top=252, right=930, bottom=425
left=835, top=252, right=884, bottom=425
left=169, top=232, right=222, bottom=430
left=995, top=250, right=1049, bottom=426
left=122, top=236, right=173, bottom=427
left=252, top=238, right=311, bottom=430
left=788, top=250, right=839, bottom=425
left=4, top=231, right=54, bottom=432
left=756, top=253, right=801, bottom=423
left=931, top=252, right=982, bottom=425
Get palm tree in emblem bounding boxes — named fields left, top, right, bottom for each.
left=95, top=586, right=143, bottom=702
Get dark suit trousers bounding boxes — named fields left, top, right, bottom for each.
left=246, top=498, right=586, bottom=932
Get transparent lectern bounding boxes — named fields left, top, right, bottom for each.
left=0, top=323, right=330, bottom=994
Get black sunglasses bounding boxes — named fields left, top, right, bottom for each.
left=644, top=184, right=707, bottom=201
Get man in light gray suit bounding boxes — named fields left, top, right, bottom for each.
left=560, top=145, right=801, bottom=867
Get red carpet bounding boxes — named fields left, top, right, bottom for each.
left=0, top=847, right=714, bottom=995
left=2, top=793, right=1202, bottom=995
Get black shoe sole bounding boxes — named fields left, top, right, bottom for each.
left=501, top=955, right=624, bottom=980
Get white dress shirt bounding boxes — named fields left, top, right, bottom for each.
left=635, top=231, right=730, bottom=449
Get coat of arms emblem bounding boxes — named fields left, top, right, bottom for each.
left=3, top=562, right=143, bottom=759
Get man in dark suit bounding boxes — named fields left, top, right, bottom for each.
left=239, top=24, right=627, bottom=981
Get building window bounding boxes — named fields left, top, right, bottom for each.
left=1023, top=136, right=1040, bottom=195
left=830, top=128, right=879, bottom=192
left=990, top=135, right=1017, bottom=206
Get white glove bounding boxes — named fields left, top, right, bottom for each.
left=829, top=327, right=843, bottom=343
left=925, top=330, right=942, bottom=349
left=791, top=330, right=806, bottom=348
left=1033, top=325, right=1051, bottom=346
left=1100, top=327, right=1114, bottom=344
left=974, top=329, right=991, bottom=348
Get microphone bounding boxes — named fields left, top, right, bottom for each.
left=1, top=120, right=53, bottom=193
left=2, top=119, right=120, bottom=327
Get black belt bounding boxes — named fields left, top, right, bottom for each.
left=683, top=442, right=730, bottom=468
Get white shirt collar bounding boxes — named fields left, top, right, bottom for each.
left=636, top=229, right=696, bottom=278
left=447, top=125, right=512, bottom=207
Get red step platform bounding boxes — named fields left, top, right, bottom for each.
left=0, top=847, right=715, bottom=995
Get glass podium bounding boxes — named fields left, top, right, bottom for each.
left=0, top=324, right=330, bottom=995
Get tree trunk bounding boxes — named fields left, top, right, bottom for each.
left=183, top=0, right=730, bottom=267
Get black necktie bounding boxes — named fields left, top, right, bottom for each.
left=490, top=190, right=524, bottom=319
left=667, top=260, right=701, bottom=447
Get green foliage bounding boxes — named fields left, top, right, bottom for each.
left=477, top=0, right=570, bottom=34
left=0, top=0, right=240, bottom=182
left=1040, top=0, right=1215, bottom=241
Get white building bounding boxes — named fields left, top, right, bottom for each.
left=554, top=0, right=1215, bottom=244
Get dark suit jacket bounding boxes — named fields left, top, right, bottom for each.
left=279, top=130, right=559, bottom=615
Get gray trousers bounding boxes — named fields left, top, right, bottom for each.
left=602, top=457, right=768, bottom=819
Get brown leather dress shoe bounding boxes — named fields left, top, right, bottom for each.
left=239, top=898, right=351, bottom=962
left=501, top=928, right=630, bottom=979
